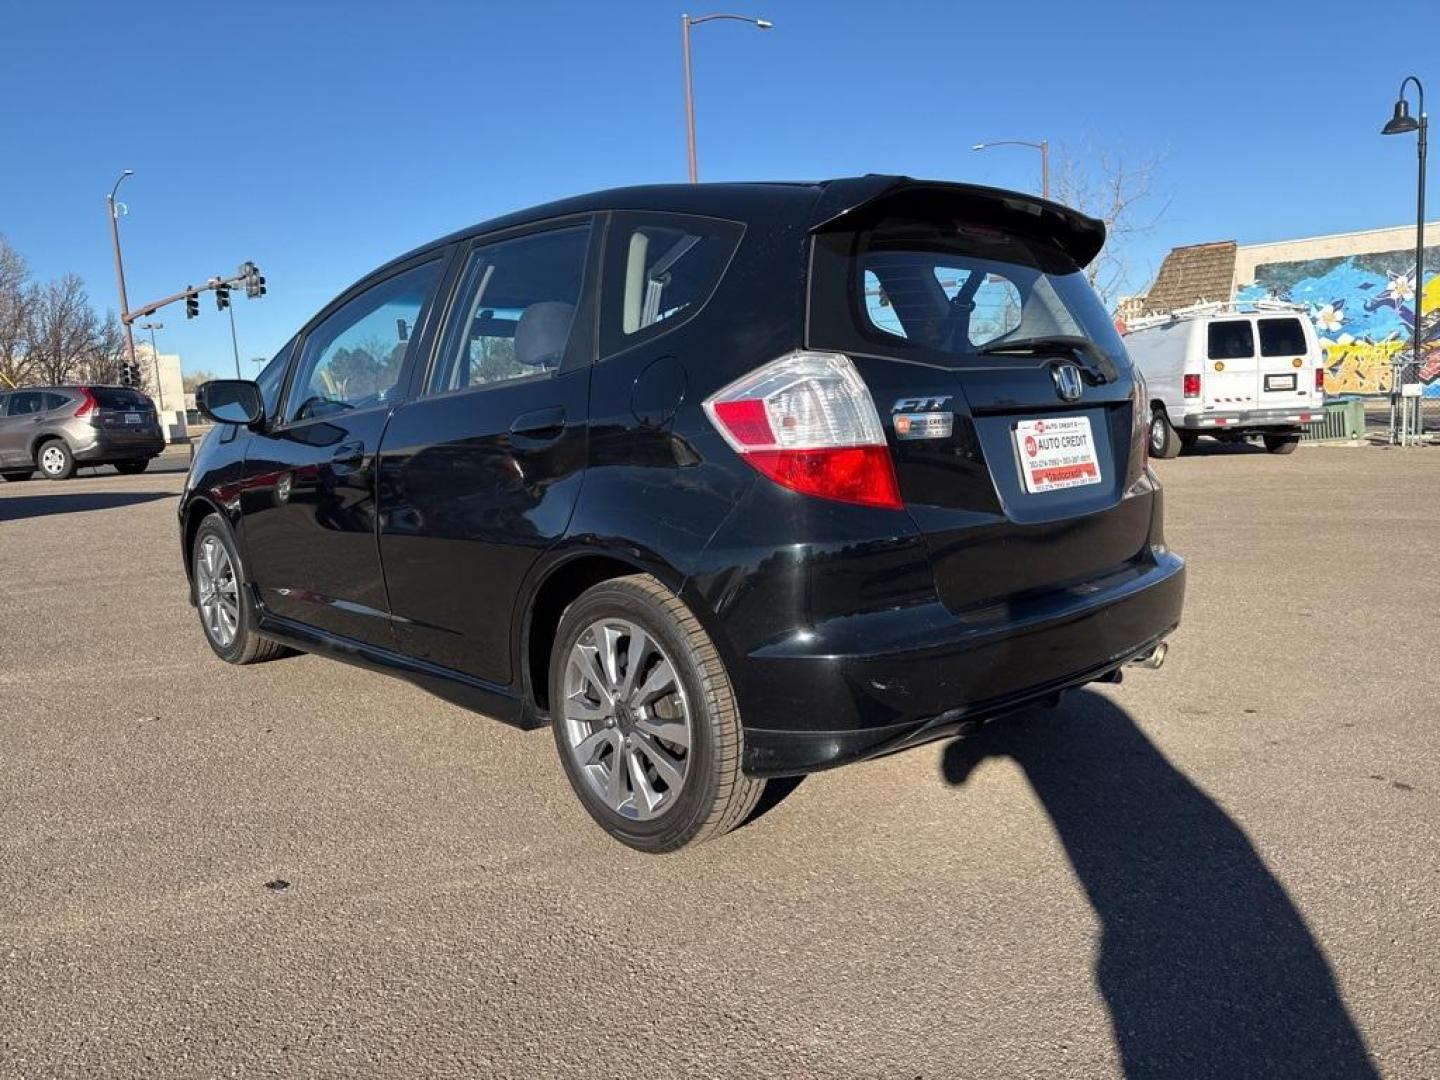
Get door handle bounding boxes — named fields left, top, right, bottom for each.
left=330, top=441, right=366, bottom=471
left=509, top=406, right=566, bottom=442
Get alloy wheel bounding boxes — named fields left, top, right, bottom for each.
left=560, top=619, right=693, bottom=821
left=195, top=535, right=240, bottom=648
left=40, top=445, right=66, bottom=476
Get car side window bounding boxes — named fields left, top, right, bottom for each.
left=1208, top=320, right=1255, bottom=360
left=44, top=392, right=69, bottom=411
left=285, top=260, right=442, bottom=424
left=254, top=339, right=294, bottom=421
left=427, top=225, right=591, bottom=394
left=599, top=213, right=742, bottom=356
left=8, top=390, right=45, bottom=415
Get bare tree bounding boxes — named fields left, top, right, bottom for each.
left=26, top=274, right=100, bottom=385
left=0, top=236, right=34, bottom=388
left=78, top=314, right=128, bottom=386
left=1050, top=144, right=1170, bottom=309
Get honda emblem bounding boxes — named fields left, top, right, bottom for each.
left=1053, top=364, right=1084, bottom=402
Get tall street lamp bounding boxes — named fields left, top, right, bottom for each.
left=1381, top=76, right=1428, bottom=441
left=137, top=320, right=166, bottom=410
left=106, top=169, right=139, bottom=367
left=972, top=139, right=1051, bottom=200
left=681, top=12, right=772, bottom=183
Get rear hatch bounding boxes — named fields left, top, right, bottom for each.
left=806, top=180, right=1151, bottom=612
left=90, top=387, right=159, bottom=435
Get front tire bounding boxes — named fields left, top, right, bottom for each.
left=1263, top=434, right=1300, bottom=455
left=1149, top=409, right=1182, bottom=459
left=114, top=460, right=150, bottom=474
left=191, top=513, right=289, bottom=665
left=549, top=574, right=765, bottom=853
left=36, top=439, right=76, bottom=480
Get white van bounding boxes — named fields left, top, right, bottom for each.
left=1124, top=302, right=1326, bottom=457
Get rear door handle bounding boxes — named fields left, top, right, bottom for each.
left=509, top=406, right=566, bottom=442
left=330, top=441, right=366, bottom=471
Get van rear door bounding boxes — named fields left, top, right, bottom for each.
left=1202, top=319, right=1260, bottom=416
left=1256, top=315, right=1319, bottom=414
left=806, top=181, right=1152, bottom=614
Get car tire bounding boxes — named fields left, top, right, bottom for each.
left=1263, top=434, right=1300, bottom=455
left=1, top=470, right=33, bottom=482
left=1148, top=410, right=1182, bottom=459
left=114, top=460, right=150, bottom=474
left=36, top=439, right=76, bottom=480
left=191, top=513, right=290, bottom=665
left=549, top=573, right=765, bottom=853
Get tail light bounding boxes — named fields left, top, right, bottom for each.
left=1133, top=374, right=1150, bottom=465
left=1183, top=373, right=1201, bottom=398
left=73, top=386, right=98, bottom=419
left=1315, top=365, right=1325, bottom=394
left=703, top=351, right=903, bottom=510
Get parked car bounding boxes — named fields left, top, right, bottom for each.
left=180, top=177, right=1185, bottom=852
left=0, top=385, right=165, bottom=480
left=1123, top=301, right=1327, bottom=456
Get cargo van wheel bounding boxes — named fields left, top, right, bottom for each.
left=1263, top=434, right=1300, bottom=455
left=1149, top=410, right=1182, bottom=459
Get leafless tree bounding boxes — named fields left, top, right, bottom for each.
left=1050, top=144, right=1170, bottom=309
left=26, top=274, right=100, bottom=385
left=0, top=236, right=34, bottom=388
left=78, top=314, right=128, bottom=386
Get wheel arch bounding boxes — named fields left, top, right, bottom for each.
left=180, top=495, right=223, bottom=586
left=519, top=548, right=689, bottom=719
left=30, top=431, right=68, bottom=462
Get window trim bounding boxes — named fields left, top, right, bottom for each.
left=416, top=215, right=600, bottom=402
left=275, top=248, right=455, bottom=431
left=596, top=210, right=745, bottom=361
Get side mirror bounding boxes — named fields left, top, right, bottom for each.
left=196, top=379, right=264, bottom=427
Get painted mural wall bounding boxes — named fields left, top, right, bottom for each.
left=1236, top=247, right=1440, bottom=397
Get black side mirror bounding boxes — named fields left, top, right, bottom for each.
left=196, top=379, right=264, bottom=427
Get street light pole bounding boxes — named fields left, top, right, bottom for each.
left=681, top=13, right=773, bottom=183
left=1381, top=76, right=1428, bottom=443
left=106, top=170, right=138, bottom=367
left=227, top=303, right=242, bottom=379
left=972, top=139, right=1051, bottom=200
left=137, top=321, right=165, bottom=410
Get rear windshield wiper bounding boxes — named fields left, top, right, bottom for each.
left=978, top=334, right=1118, bottom=385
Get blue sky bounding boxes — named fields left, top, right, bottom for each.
left=0, top=0, right=1430, bottom=375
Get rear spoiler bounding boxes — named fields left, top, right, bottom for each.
left=808, top=175, right=1106, bottom=270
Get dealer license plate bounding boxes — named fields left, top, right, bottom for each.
left=1014, top=416, right=1102, bottom=494
left=124, top=412, right=141, bottom=424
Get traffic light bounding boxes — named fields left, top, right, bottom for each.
left=241, top=261, right=266, bottom=299
left=186, top=290, right=199, bottom=319
left=215, top=284, right=230, bottom=311
left=119, top=362, right=138, bottom=387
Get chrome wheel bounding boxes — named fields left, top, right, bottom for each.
left=40, top=444, right=67, bottom=476
left=1149, top=415, right=1166, bottom=455
left=560, top=619, right=693, bottom=821
left=195, top=535, right=240, bottom=648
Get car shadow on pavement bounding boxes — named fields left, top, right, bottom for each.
left=940, top=690, right=1378, bottom=1080
left=0, top=491, right=172, bottom=522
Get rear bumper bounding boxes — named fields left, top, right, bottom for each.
left=73, top=430, right=166, bottom=462
left=1181, top=406, right=1318, bottom=431
left=738, top=548, right=1185, bottom=776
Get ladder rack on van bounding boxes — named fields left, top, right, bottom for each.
left=1124, top=298, right=1308, bottom=333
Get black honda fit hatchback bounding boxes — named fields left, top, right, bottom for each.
left=183, top=177, right=1184, bottom=851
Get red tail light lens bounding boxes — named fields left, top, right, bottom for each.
left=1183, top=373, right=1201, bottom=398
left=704, top=351, right=903, bottom=510
left=1315, top=366, right=1325, bottom=394
left=73, top=386, right=98, bottom=418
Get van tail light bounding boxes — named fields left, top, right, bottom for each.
left=1183, top=373, right=1201, bottom=398
left=1315, top=366, right=1325, bottom=394
left=73, top=386, right=98, bottom=419
left=703, top=351, right=903, bottom=511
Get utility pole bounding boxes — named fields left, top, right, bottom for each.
left=106, top=170, right=139, bottom=367
left=227, top=303, right=241, bottom=378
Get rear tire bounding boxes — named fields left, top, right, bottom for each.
left=1263, top=434, right=1300, bottom=455
left=1, top=470, right=33, bottom=482
left=191, top=513, right=290, bottom=665
left=549, top=574, right=765, bottom=853
left=1148, top=410, right=1182, bottom=459
left=36, top=439, right=76, bottom=480
left=114, top=460, right=150, bottom=474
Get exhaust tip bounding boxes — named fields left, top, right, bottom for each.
left=1129, top=641, right=1168, bottom=670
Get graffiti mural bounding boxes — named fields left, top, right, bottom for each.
left=1236, top=247, right=1440, bottom=397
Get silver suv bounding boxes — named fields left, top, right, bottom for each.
left=0, top=385, right=165, bottom=481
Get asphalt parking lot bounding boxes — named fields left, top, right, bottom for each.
left=2, top=443, right=1436, bottom=1079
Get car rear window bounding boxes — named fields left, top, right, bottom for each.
left=848, top=215, right=1125, bottom=366
left=1207, top=321, right=1255, bottom=360
left=93, top=387, right=153, bottom=409
left=1258, top=317, right=1308, bottom=357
